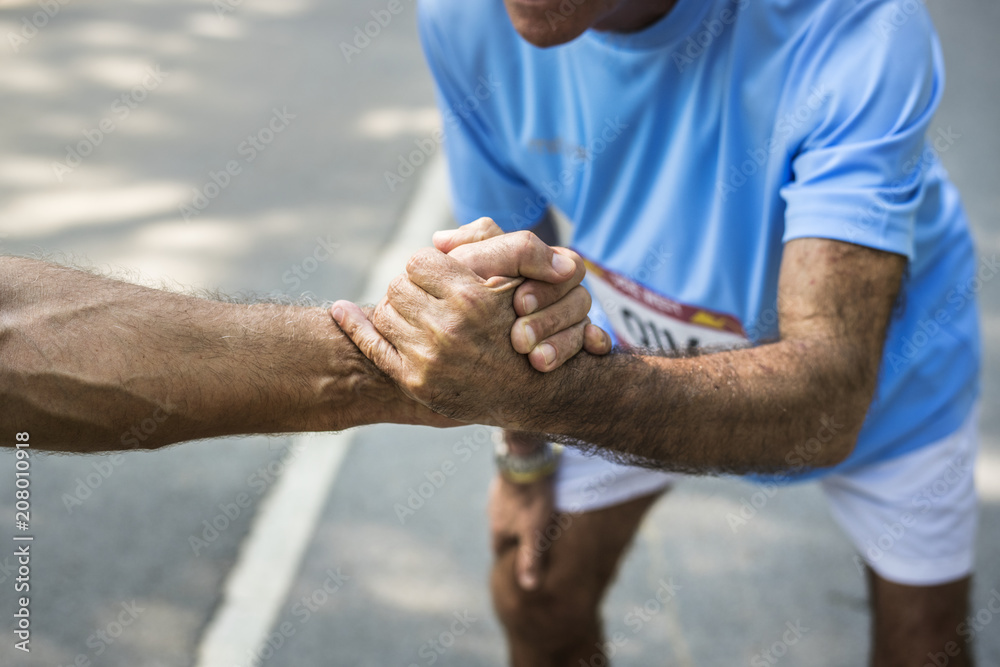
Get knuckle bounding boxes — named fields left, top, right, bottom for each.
left=387, top=273, right=408, bottom=298
left=454, top=283, right=477, bottom=307
left=455, top=284, right=490, bottom=319
left=513, top=230, right=542, bottom=255
left=570, top=285, right=592, bottom=311
left=472, top=216, right=498, bottom=236
left=406, top=247, right=437, bottom=274
left=538, top=308, right=564, bottom=337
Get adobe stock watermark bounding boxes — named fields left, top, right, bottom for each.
left=750, top=619, right=810, bottom=666
left=61, top=402, right=174, bottom=513
left=528, top=466, right=623, bottom=561
left=726, top=414, right=844, bottom=532
left=506, top=116, right=629, bottom=229
left=955, top=588, right=1000, bottom=646
left=7, top=0, right=72, bottom=54
left=393, top=427, right=491, bottom=524
left=596, top=243, right=673, bottom=318
left=179, top=107, right=296, bottom=221
left=671, top=0, right=750, bottom=72
left=51, top=66, right=169, bottom=181
left=189, top=440, right=304, bottom=556
left=852, top=453, right=972, bottom=575
left=384, top=75, right=502, bottom=192
left=918, top=588, right=1000, bottom=667
left=541, top=0, right=586, bottom=30
left=339, top=0, right=414, bottom=63
left=407, top=610, right=478, bottom=667
left=884, top=252, right=996, bottom=373
left=213, top=0, right=245, bottom=20
left=56, top=600, right=146, bottom=667
left=845, top=125, right=961, bottom=245
left=579, top=577, right=682, bottom=667
left=280, top=235, right=341, bottom=292
left=716, top=84, right=831, bottom=202
left=236, top=568, right=350, bottom=667
left=869, top=0, right=937, bottom=39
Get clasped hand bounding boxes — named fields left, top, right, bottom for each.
left=331, top=218, right=609, bottom=426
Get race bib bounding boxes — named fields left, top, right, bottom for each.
left=584, top=258, right=747, bottom=352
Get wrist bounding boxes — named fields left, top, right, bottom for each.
left=504, top=430, right=548, bottom=456
left=311, top=306, right=399, bottom=430
left=316, top=305, right=447, bottom=429
left=494, top=431, right=562, bottom=484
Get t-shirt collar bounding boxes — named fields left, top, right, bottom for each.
left=582, top=0, right=717, bottom=52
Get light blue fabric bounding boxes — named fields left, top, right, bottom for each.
left=419, top=0, right=980, bottom=479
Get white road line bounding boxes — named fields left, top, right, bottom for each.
left=194, top=153, right=452, bottom=667
left=194, top=436, right=351, bottom=667
left=976, top=446, right=1000, bottom=501
left=357, top=153, right=451, bottom=304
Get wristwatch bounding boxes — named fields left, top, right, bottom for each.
left=494, top=432, right=563, bottom=484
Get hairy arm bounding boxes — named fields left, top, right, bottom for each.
left=336, top=238, right=907, bottom=474
left=0, top=257, right=440, bottom=453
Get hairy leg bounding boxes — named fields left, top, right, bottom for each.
left=868, top=569, right=973, bottom=667
left=491, top=492, right=662, bottom=667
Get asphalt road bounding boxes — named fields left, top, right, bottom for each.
left=0, top=0, right=998, bottom=666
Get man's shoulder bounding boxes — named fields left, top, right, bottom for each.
left=737, top=0, right=934, bottom=48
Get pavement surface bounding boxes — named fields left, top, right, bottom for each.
left=0, top=0, right=997, bottom=666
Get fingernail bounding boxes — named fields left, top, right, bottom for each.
left=522, top=293, right=538, bottom=315
left=552, top=253, right=575, bottom=276
left=522, top=322, right=537, bottom=349
left=331, top=306, right=344, bottom=324
left=539, top=343, right=556, bottom=366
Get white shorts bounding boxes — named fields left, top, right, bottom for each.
left=550, top=406, right=979, bottom=587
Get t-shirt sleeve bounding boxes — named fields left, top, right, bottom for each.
left=779, top=0, right=944, bottom=260
left=417, top=3, right=540, bottom=231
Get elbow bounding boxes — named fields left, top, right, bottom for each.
left=786, top=408, right=860, bottom=470
left=794, top=362, right=878, bottom=469
left=813, top=420, right=860, bottom=468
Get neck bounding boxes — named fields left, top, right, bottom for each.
left=593, top=0, right=681, bottom=33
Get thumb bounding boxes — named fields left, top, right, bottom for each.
left=517, top=534, right=543, bottom=590
left=330, top=300, right=403, bottom=379
left=432, top=217, right=503, bottom=254
left=449, top=232, right=580, bottom=283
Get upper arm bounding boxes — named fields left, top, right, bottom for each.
left=773, top=3, right=937, bottom=415
left=780, top=0, right=942, bottom=260
left=777, top=237, right=906, bottom=415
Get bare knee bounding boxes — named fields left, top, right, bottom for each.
left=491, top=548, right=601, bottom=652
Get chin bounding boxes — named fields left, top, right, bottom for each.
left=504, top=0, right=596, bottom=48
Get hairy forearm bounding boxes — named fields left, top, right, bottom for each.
left=0, top=257, right=408, bottom=452
left=519, top=338, right=865, bottom=474
left=505, top=239, right=904, bottom=475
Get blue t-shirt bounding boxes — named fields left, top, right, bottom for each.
left=418, top=0, right=980, bottom=478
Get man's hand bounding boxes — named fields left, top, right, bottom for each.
left=432, top=218, right=611, bottom=372
left=331, top=239, right=546, bottom=425
left=352, top=305, right=462, bottom=430
left=335, top=237, right=906, bottom=473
